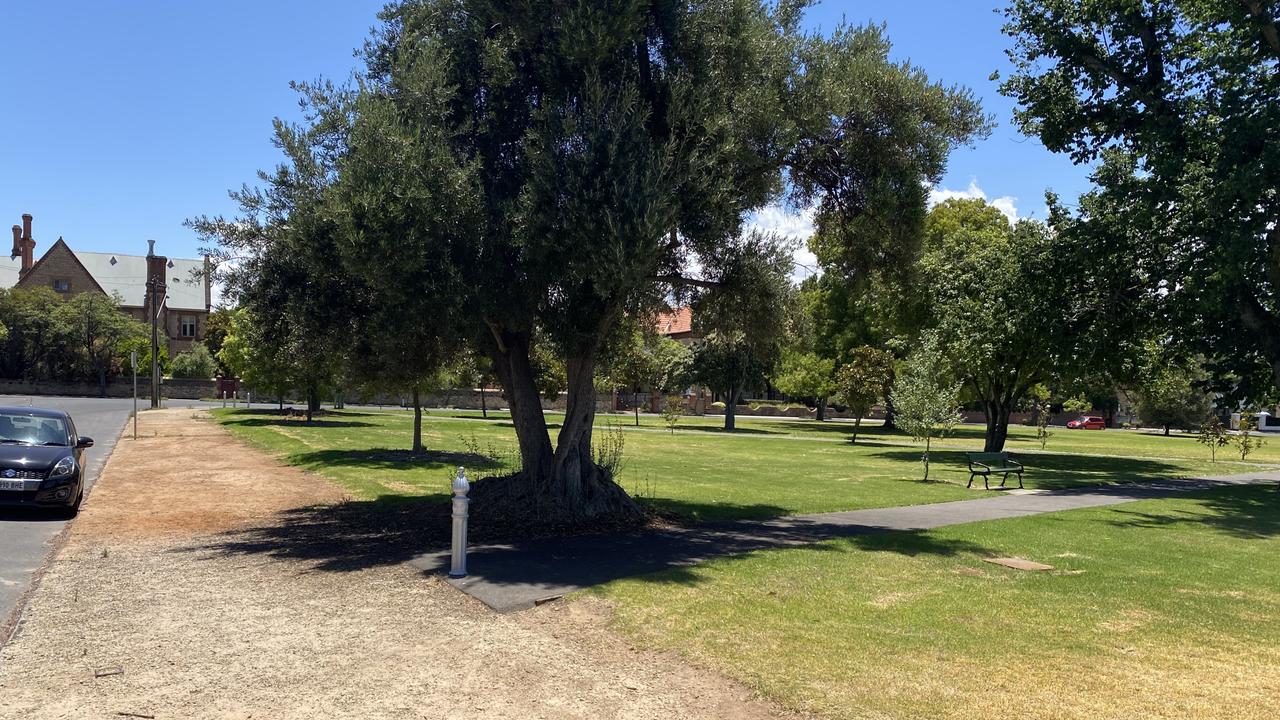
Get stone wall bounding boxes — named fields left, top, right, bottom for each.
left=0, top=377, right=217, bottom=400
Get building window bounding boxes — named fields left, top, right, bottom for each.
left=52, top=279, right=70, bottom=293
left=180, top=316, right=197, bottom=338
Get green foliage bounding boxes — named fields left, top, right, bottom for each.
left=0, top=288, right=150, bottom=388
left=1001, top=0, right=1280, bottom=397
left=203, top=307, right=234, bottom=374
left=170, top=343, right=219, bottom=379
left=216, top=308, right=295, bottom=398
left=773, top=350, right=837, bottom=409
left=834, top=345, right=894, bottom=444
left=1135, top=356, right=1212, bottom=434
left=1197, top=417, right=1229, bottom=463
left=692, top=331, right=772, bottom=431
left=918, top=198, right=1082, bottom=451
left=891, top=334, right=963, bottom=480
left=1062, top=397, right=1093, bottom=416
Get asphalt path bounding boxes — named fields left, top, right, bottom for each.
left=0, top=395, right=133, bottom=637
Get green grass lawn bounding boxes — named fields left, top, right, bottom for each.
left=591, top=483, right=1280, bottom=719
left=212, top=408, right=1276, bottom=522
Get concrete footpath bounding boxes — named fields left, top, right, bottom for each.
left=410, top=469, right=1280, bottom=612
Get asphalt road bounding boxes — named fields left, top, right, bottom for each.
left=0, top=395, right=133, bottom=635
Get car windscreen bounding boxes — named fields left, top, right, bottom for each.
left=0, top=414, right=69, bottom=446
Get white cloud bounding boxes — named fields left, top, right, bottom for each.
left=743, top=178, right=1018, bottom=284
left=746, top=204, right=819, bottom=282
left=927, top=178, right=1019, bottom=223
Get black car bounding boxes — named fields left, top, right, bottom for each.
left=0, top=407, right=94, bottom=517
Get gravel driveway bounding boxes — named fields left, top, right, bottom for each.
left=0, top=409, right=793, bottom=720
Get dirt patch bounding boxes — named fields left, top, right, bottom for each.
left=0, top=409, right=793, bottom=720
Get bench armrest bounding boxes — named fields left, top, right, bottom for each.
left=970, top=461, right=991, bottom=470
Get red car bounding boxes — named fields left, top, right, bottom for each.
left=1067, top=415, right=1106, bottom=430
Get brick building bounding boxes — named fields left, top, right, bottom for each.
left=2, top=214, right=212, bottom=355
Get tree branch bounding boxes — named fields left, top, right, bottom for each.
left=1244, top=1, right=1280, bottom=55
left=650, top=275, right=721, bottom=289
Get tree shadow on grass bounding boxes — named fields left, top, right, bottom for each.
left=1102, top=483, right=1280, bottom=540
left=218, top=416, right=380, bottom=429
left=868, top=448, right=1192, bottom=490
left=286, top=448, right=507, bottom=473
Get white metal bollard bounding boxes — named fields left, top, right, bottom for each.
left=449, top=466, right=470, bottom=578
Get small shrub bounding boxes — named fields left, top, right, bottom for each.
left=661, top=395, right=683, bottom=434
left=1233, top=415, right=1265, bottom=462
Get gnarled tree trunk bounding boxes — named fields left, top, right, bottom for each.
left=479, top=328, right=642, bottom=527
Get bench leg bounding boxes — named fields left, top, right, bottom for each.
left=1000, top=472, right=1009, bottom=488
left=1017, top=471, right=1024, bottom=489
left=967, top=472, right=975, bottom=489
left=984, top=474, right=990, bottom=490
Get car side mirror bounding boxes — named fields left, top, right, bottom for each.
left=76, top=436, right=94, bottom=448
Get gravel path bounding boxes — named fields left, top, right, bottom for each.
left=0, top=410, right=794, bottom=720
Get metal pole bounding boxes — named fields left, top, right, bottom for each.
left=449, top=467, right=470, bottom=578
left=131, top=350, right=138, bottom=440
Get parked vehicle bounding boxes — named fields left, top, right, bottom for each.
left=1067, top=415, right=1106, bottom=430
left=0, top=407, right=94, bottom=517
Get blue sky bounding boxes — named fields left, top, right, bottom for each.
left=0, top=1, right=1092, bottom=268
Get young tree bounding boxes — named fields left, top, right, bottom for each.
left=1233, top=415, right=1266, bottom=462
left=1197, top=417, right=1229, bottom=463
left=661, top=395, right=684, bottom=435
left=1001, top=0, right=1280, bottom=397
left=892, top=335, right=963, bottom=481
left=1028, top=385, right=1053, bottom=450
left=834, top=346, right=894, bottom=444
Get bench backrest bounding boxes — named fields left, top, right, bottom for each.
left=967, top=452, right=1010, bottom=465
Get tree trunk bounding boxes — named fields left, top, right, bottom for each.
left=477, top=327, right=642, bottom=526
left=480, top=385, right=487, bottom=418
left=816, top=397, right=827, bottom=422
left=305, top=383, right=320, bottom=423
left=880, top=366, right=901, bottom=427
left=983, top=399, right=1012, bottom=452
left=486, top=331, right=554, bottom=480
left=412, top=386, right=424, bottom=454
left=1164, top=425, right=1170, bottom=436
left=850, top=415, right=862, bottom=444
left=723, top=387, right=737, bottom=431
left=97, top=366, right=107, bottom=398
left=634, top=401, right=640, bottom=427
left=922, top=436, right=932, bottom=481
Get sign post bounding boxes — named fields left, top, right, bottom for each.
left=131, top=350, right=138, bottom=440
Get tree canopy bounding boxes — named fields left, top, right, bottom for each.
left=1001, top=0, right=1280, bottom=399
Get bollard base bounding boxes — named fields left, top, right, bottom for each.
left=448, top=572, right=467, bottom=579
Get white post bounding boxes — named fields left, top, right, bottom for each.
left=247, top=391, right=251, bottom=408
left=449, top=466, right=470, bottom=578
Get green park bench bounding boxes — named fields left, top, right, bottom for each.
left=966, top=452, right=1025, bottom=490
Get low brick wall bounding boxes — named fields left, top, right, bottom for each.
left=0, top=377, right=217, bottom=400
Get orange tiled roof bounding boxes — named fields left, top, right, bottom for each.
left=655, top=306, right=693, bottom=336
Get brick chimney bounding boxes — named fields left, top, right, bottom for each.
left=14, top=214, right=35, bottom=274
left=145, top=239, right=168, bottom=315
